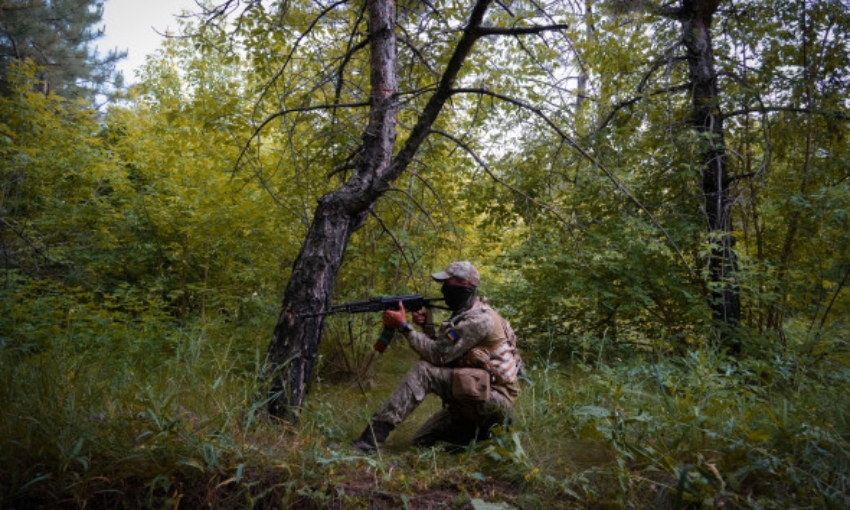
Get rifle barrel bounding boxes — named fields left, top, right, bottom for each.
left=298, top=294, right=447, bottom=318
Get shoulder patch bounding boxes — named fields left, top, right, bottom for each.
left=446, top=330, right=459, bottom=342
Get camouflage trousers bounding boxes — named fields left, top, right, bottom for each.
left=373, top=360, right=513, bottom=447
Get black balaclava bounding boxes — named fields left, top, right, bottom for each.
left=441, top=282, right=478, bottom=314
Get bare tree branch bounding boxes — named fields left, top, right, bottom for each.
left=397, top=32, right=440, bottom=78
left=814, top=263, right=850, bottom=335
left=383, top=185, right=440, bottom=231
left=333, top=3, right=370, bottom=110
left=252, top=0, right=353, bottom=119
left=407, top=166, right=463, bottom=243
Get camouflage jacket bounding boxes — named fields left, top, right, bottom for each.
left=401, top=300, right=522, bottom=402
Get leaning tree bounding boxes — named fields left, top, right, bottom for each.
left=203, top=0, right=571, bottom=420
left=201, top=0, right=844, bottom=419
left=207, top=0, right=743, bottom=419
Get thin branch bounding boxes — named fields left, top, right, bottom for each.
left=234, top=102, right=369, bottom=172
left=650, top=1, right=687, bottom=20
left=723, top=106, right=850, bottom=122
left=381, top=0, right=495, bottom=188
left=816, top=263, right=850, bottom=334
left=430, top=129, right=578, bottom=232
left=726, top=171, right=759, bottom=184
left=407, top=167, right=462, bottom=243
left=451, top=86, right=697, bottom=278
left=252, top=0, right=352, bottom=119
left=333, top=4, right=369, bottom=109
left=326, top=162, right=358, bottom=180
left=512, top=32, right=573, bottom=110
left=493, top=0, right=515, bottom=17
left=383, top=186, right=440, bottom=230
left=0, top=217, right=54, bottom=265
left=397, top=32, right=440, bottom=78
left=368, top=209, right=415, bottom=277
left=596, top=82, right=691, bottom=132
left=720, top=69, right=773, bottom=181
left=205, top=0, right=244, bottom=19
left=832, top=173, right=850, bottom=187
left=637, top=45, right=681, bottom=93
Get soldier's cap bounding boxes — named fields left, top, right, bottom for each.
left=431, top=261, right=480, bottom=287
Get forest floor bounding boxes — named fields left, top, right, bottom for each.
left=4, top=334, right=848, bottom=509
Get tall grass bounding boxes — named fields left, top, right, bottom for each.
left=499, top=347, right=850, bottom=508
left=2, top=300, right=849, bottom=508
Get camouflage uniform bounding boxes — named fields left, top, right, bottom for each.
left=370, top=300, right=521, bottom=447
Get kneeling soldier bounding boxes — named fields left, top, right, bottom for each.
left=352, top=261, right=522, bottom=452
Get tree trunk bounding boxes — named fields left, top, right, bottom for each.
left=261, top=0, right=399, bottom=420
left=680, top=0, right=741, bottom=352
left=260, top=0, right=495, bottom=421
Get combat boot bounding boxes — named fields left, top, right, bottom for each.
left=351, top=420, right=394, bottom=453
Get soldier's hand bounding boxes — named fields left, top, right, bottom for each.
left=382, top=301, right=407, bottom=329
left=412, top=308, right=431, bottom=327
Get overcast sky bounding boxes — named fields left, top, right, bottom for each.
left=97, top=0, right=201, bottom=83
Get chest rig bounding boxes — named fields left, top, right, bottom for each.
left=459, top=307, right=521, bottom=386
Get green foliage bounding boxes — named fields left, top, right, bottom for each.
left=0, top=62, right=129, bottom=284
left=466, top=0, right=850, bottom=358
left=487, top=350, right=850, bottom=508
left=103, top=37, right=290, bottom=318
left=0, top=312, right=267, bottom=508
left=0, top=270, right=173, bottom=356
left=2, top=0, right=850, bottom=507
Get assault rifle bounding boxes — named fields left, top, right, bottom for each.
left=301, top=294, right=447, bottom=353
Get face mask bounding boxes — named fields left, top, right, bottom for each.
left=441, top=283, right=477, bottom=312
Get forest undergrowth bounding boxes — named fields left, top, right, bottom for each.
left=1, top=305, right=849, bottom=510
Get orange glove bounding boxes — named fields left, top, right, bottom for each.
left=382, top=301, right=407, bottom=329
